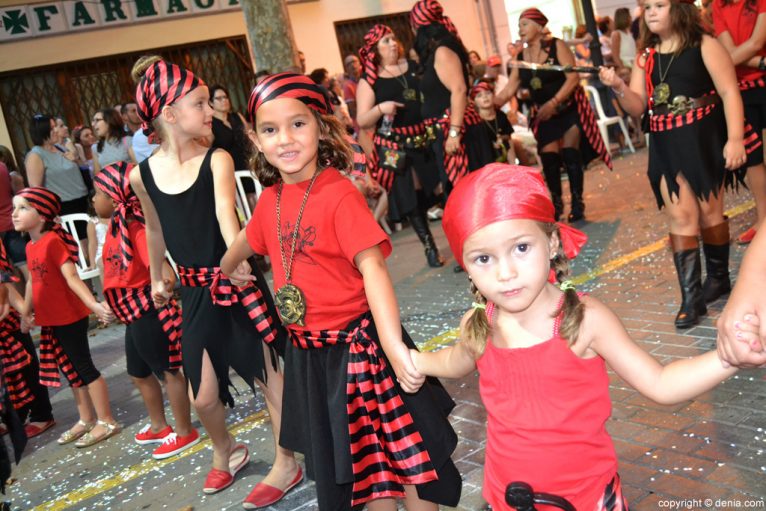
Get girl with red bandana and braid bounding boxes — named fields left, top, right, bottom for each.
left=600, top=0, right=757, bottom=329
left=410, top=163, right=751, bottom=511
left=12, top=187, right=119, bottom=448
left=221, top=73, right=461, bottom=511
left=128, top=56, right=299, bottom=504
left=93, top=162, right=199, bottom=460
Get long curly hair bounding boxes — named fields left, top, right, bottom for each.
left=250, top=110, right=352, bottom=187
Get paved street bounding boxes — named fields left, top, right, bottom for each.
left=11, top=148, right=766, bottom=511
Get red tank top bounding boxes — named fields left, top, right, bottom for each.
left=476, top=299, right=618, bottom=510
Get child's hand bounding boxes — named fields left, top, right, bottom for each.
left=388, top=344, right=425, bottom=393
left=733, top=314, right=764, bottom=352
left=598, top=66, right=622, bottom=89
left=93, top=301, right=114, bottom=324
left=227, top=260, right=256, bottom=287
left=152, top=279, right=172, bottom=307
left=723, top=139, right=747, bottom=170
left=409, top=349, right=423, bottom=374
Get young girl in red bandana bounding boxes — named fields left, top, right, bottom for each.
left=599, top=0, right=755, bottom=330
left=410, top=163, right=752, bottom=511
left=93, top=162, right=199, bottom=460
left=128, top=56, right=299, bottom=504
left=221, top=73, right=460, bottom=511
left=12, top=187, right=119, bottom=448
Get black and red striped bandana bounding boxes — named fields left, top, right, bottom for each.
left=17, top=187, right=79, bottom=263
left=410, top=0, right=459, bottom=37
left=93, top=161, right=144, bottom=267
left=470, top=81, right=494, bottom=100
left=519, top=8, right=549, bottom=27
left=135, top=59, right=204, bottom=140
left=247, top=72, right=331, bottom=122
left=359, top=24, right=394, bottom=87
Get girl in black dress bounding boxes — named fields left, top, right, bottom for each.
left=498, top=8, right=612, bottom=222
left=600, top=0, right=753, bottom=329
left=471, top=81, right=516, bottom=163
left=356, top=24, right=445, bottom=268
left=130, top=56, right=300, bottom=506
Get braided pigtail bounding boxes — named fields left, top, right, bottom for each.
left=544, top=223, right=585, bottom=346
left=462, top=281, right=491, bottom=358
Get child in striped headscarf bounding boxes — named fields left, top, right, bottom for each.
left=12, top=187, right=119, bottom=448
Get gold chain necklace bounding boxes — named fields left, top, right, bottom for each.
left=526, top=43, right=547, bottom=90
left=653, top=50, right=677, bottom=106
left=381, top=61, right=418, bottom=101
left=274, top=170, right=321, bottom=326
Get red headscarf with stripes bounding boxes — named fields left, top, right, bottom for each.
left=519, top=8, right=549, bottom=27
left=135, top=59, right=205, bottom=140
left=442, top=164, right=588, bottom=268
left=17, top=187, right=79, bottom=263
left=470, top=81, right=494, bottom=100
left=410, top=0, right=459, bottom=37
left=247, top=72, right=331, bottom=122
left=359, top=24, right=394, bottom=87
left=93, top=161, right=144, bottom=267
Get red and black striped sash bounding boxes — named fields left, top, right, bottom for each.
left=739, top=76, right=766, bottom=92
left=370, top=123, right=427, bottom=191
left=424, top=104, right=483, bottom=185
left=290, top=314, right=438, bottom=506
left=38, top=326, right=84, bottom=388
left=177, top=265, right=276, bottom=345
left=0, top=312, right=33, bottom=411
left=103, top=285, right=183, bottom=371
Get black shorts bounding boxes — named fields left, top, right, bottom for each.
left=743, top=86, right=766, bottom=167
left=53, top=316, right=100, bottom=385
left=125, top=308, right=173, bottom=379
left=0, top=230, right=28, bottom=265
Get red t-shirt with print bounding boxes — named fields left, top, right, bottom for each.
left=101, top=221, right=151, bottom=292
left=713, top=0, right=766, bottom=81
left=26, top=231, right=91, bottom=326
left=246, top=168, right=392, bottom=332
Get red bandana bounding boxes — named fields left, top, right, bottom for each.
left=470, top=81, right=494, bottom=100
left=248, top=72, right=331, bottom=121
left=135, top=59, right=204, bottom=141
left=442, top=164, right=588, bottom=268
left=519, top=8, right=549, bottom=27
left=360, top=24, right=394, bottom=87
left=18, top=187, right=80, bottom=264
left=410, top=0, right=459, bottom=37
left=93, top=162, right=144, bottom=267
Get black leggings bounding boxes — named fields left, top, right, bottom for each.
left=54, top=317, right=101, bottom=385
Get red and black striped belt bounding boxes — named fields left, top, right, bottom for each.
left=290, top=313, right=438, bottom=506
left=177, top=265, right=277, bottom=345
left=39, top=324, right=84, bottom=388
left=104, top=285, right=183, bottom=371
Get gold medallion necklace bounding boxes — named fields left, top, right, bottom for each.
left=274, top=170, right=321, bottom=326
left=382, top=61, right=418, bottom=101
left=527, top=43, right=546, bottom=90
left=653, top=48, right=677, bottom=106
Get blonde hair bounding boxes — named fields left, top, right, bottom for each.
left=461, top=222, right=585, bottom=357
left=130, top=55, right=166, bottom=143
left=251, top=110, right=353, bottom=187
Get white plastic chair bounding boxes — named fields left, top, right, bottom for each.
left=59, top=213, right=100, bottom=283
left=234, top=170, right=263, bottom=223
left=584, top=85, right=635, bottom=154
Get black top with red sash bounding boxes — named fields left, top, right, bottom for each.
left=289, top=312, right=438, bottom=506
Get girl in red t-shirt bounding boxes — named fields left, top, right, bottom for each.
left=93, top=162, right=200, bottom=460
left=12, top=187, right=119, bottom=448
left=221, top=73, right=460, bottom=511
left=411, top=163, right=754, bottom=511
left=713, top=0, right=766, bottom=244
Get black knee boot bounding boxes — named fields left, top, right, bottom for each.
left=562, top=148, right=585, bottom=222
left=540, top=152, right=564, bottom=220
left=701, top=221, right=731, bottom=303
left=410, top=210, right=444, bottom=268
left=670, top=233, right=707, bottom=329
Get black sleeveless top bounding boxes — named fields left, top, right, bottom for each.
left=420, top=39, right=470, bottom=120
left=370, top=60, right=424, bottom=128
left=139, top=148, right=228, bottom=268
left=650, top=47, right=715, bottom=98
left=519, top=38, right=567, bottom=106
left=211, top=113, right=249, bottom=170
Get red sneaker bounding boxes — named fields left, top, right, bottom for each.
left=152, top=429, right=200, bottom=460
left=134, top=424, right=173, bottom=445
left=737, top=226, right=757, bottom=245
left=242, top=467, right=304, bottom=509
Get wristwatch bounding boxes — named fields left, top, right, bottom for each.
left=448, top=127, right=461, bottom=138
